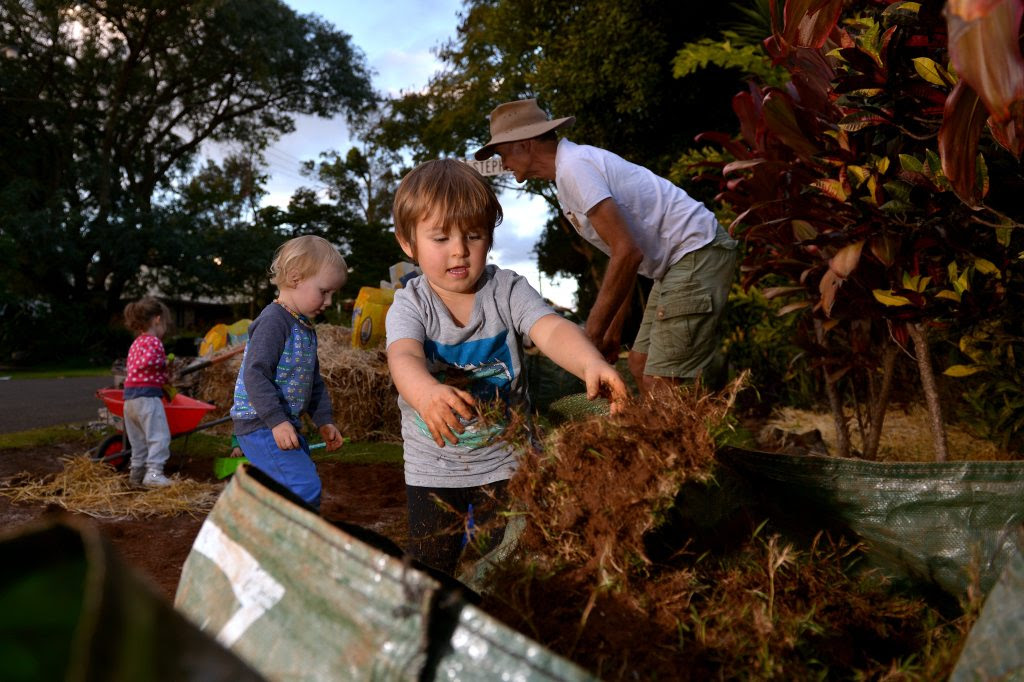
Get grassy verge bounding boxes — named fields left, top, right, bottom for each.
left=0, top=425, right=102, bottom=449
left=0, top=366, right=110, bottom=380
left=316, top=441, right=403, bottom=465
left=0, top=423, right=403, bottom=465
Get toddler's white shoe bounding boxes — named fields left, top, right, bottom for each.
left=129, top=467, right=146, bottom=486
left=143, top=471, right=172, bottom=488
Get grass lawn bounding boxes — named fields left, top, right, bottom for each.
left=0, top=421, right=403, bottom=465
left=0, top=364, right=110, bottom=380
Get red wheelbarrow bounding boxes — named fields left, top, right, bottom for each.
left=91, top=388, right=231, bottom=470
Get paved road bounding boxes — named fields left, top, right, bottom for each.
left=0, top=376, right=114, bottom=435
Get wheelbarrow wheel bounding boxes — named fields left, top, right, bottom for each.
left=94, top=434, right=130, bottom=471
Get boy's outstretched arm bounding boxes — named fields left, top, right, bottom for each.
left=387, top=338, right=477, bottom=447
left=529, top=314, right=629, bottom=413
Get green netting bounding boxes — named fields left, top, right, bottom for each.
left=174, top=464, right=596, bottom=681
left=546, top=393, right=611, bottom=423
left=526, top=362, right=631, bottom=424
left=0, top=517, right=261, bottom=682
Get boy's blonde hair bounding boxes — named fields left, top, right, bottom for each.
left=270, top=235, right=347, bottom=288
left=123, top=297, right=171, bottom=334
left=392, top=159, right=503, bottom=256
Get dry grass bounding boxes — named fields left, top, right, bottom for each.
left=509, top=378, right=741, bottom=599
left=762, top=405, right=1008, bottom=461
left=477, top=379, right=975, bottom=680
left=315, top=324, right=401, bottom=442
left=193, top=353, right=239, bottom=434
left=195, top=324, right=401, bottom=442
left=0, top=456, right=222, bottom=519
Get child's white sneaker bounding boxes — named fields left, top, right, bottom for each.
left=143, top=471, right=172, bottom=488
left=129, top=467, right=146, bottom=486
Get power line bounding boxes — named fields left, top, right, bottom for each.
left=262, top=165, right=310, bottom=186
left=264, top=147, right=308, bottom=169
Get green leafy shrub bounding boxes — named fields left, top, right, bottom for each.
left=692, top=0, right=1024, bottom=459
left=946, top=317, right=1024, bottom=454
left=722, top=283, right=818, bottom=413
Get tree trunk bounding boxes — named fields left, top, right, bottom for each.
left=907, top=322, right=949, bottom=462
left=863, top=342, right=898, bottom=461
left=816, top=320, right=851, bottom=458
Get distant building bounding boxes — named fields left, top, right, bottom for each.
left=133, top=266, right=250, bottom=336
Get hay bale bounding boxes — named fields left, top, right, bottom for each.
left=194, top=352, right=240, bottom=434
left=316, top=324, right=401, bottom=442
left=195, top=324, right=401, bottom=442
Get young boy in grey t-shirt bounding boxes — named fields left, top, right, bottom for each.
left=385, top=159, right=627, bottom=576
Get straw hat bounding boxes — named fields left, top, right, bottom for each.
left=474, top=99, right=575, bottom=160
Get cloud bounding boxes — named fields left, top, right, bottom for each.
left=374, top=49, right=444, bottom=97
left=499, top=188, right=550, bottom=239
left=488, top=254, right=579, bottom=310
left=490, top=190, right=577, bottom=308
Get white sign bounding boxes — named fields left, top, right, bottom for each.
left=463, top=156, right=507, bottom=177
left=193, top=520, right=285, bottom=647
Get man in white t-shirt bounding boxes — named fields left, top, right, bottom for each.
left=475, top=98, right=738, bottom=396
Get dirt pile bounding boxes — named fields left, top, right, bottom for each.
left=479, top=383, right=975, bottom=680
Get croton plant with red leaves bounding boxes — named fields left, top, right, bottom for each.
left=700, top=0, right=1024, bottom=459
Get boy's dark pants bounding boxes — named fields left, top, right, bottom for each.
left=406, top=481, right=508, bottom=576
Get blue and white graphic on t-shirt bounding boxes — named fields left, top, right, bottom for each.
left=418, top=332, right=514, bottom=448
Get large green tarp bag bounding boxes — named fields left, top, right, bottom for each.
left=718, top=447, right=1024, bottom=600
left=0, top=515, right=262, bottom=682
left=951, top=540, right=1024, bottom=681
left=174, top=464, right=596, bottom=681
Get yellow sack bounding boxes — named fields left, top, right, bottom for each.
left=227, top=318, right=251, bottom=346
left=350, top=287, right=394, bottom=349
left=199, top=324, right=228, bottom=356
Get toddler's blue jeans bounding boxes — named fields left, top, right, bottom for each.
left=236, top=428, right=322, bottom=511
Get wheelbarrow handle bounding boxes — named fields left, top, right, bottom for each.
left=176, top=344, right=246, bottom=378
left=185, top=415, right=234, bottom=433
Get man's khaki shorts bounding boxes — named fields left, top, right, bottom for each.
left=632, top=226, right=738, bottom=381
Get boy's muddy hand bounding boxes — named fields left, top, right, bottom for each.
left=415, top=384, right=476, bottom=447
left=605, top=380, right=629, bottom=415
left=319, top=424, right=344, bottom=452
left=583, top=361, right=629, bottom=415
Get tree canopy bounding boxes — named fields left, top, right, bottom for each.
left=0, top=0, right=373, bottom=357
left=380, top=0, right=745, bottom=310
left=281, top=119, right=407, bottom=297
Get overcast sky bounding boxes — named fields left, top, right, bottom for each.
left=237, top=0, right=578, bottom=308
